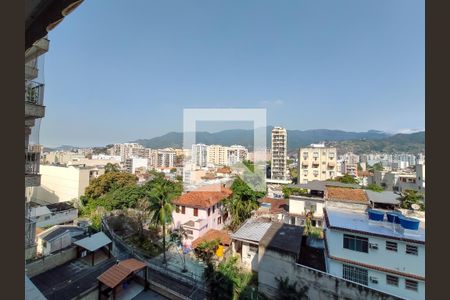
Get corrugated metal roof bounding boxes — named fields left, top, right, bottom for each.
left=97, top=264, right=132, bottom=289
left=73, top=231, right=111, bottom=252
left=231, top=218, right=272, bottom=243
left=118, top=259, right=147, bottom=272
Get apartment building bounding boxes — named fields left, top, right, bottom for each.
left=156, top=148, right=177, bottom=168
left=207, top=145, right=228, bottom=166
left=31, top=164, right=105, bottom=204
left=191, top=144, right=208, bottom=168
left=172, top=185, right=232, bottom=247
left=227, top=145, right=249, bottom=165
left=372, top=170, right=419, bottom=192
left=124, top=157, right=148, bottom=174
left=109, top=143, right=144, bottom=162
left=416, top=163, right=425, bottom=193
left=25, top=37, right=49, bottom=259
left=271, top=127, right=288, bottom=180
left=324, top=207, right=425, bottom=300
left=298, top=144, right=337, bottom=184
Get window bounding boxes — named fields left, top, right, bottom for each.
left=405, top=279, right=418, bottom=291
left=218, top=217, right=222, bottom=225
left=249, top=244, right=258, bottom=253
left=343, top=264, right=368, bottom=285
left=175, top=205, right=180, bottom=213
left=406, top=245, right=418, bottom=255
left=194, top=208, right=198, bottom=217
left=208, top=208, right=211, bottom=216
left=386, top=241, right=398, bottom=252
left=386, top=275, right=399, bottom=286
left=213, top=205, right=216, bottom=213
left=181, top=206, right=185, bottom=214
left=343, top=234, right=368, bottom=253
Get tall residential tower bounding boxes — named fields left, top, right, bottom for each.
left=271, top=127, right=288, bottom=180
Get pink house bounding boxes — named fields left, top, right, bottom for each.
left=171, top=185, right=232, bottom=247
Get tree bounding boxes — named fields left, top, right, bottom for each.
left=335, top=174, right=359, bottom=184
left=275, top=276, right=308, bottom=300
left=282, top=186, right=308, bottom=199
left=105, top=162, right=121, bottom=173
left=128, top=198, right=152, bottom=239
left=85, top=172, right=138, bottom=199
left=366, top=184, right=384, bottom=192
left=148, top=180, right=179, bottom=263
left=401, top=190, right=425, bottom=210
left=170, top=228, right=189, bottom=272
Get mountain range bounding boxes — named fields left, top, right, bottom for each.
left=132, top=127, right=425, bottom=154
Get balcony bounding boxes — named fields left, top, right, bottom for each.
left=25, top=81, right=45, bottom=119
left=25, top=151, right=40, bottom=175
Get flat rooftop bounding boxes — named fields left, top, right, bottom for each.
left=260, top=223, right=304, bottom=256
left=366, top=190, right=401, bottom=205
left=231, top=218, right=272, bottom=244
left=325, top=207, right=425, bottom=244
left=290, top=180, right=360, bottom=191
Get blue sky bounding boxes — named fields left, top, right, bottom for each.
left=41, top=0, right=424, bottom=147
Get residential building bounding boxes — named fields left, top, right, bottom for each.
left=416, top=163, right=425, bottom=194
left=155, top=148, right=177, bottom=168
left=227, top=145, right=249, bottom=165
left=373, top=170, right=418, bottom=192
left=341, top=152, right=360, bottom=165
left=207, top=145, right=228, bottom=166
left=172, top=185, right=232, bottom=247
left=29, top=202, right=78, bottom=228
left=298, top=144, right=337, bottom=184
left=287, top=181, right=368, bottom=227
left=324, top=207, right=425, bottom=300
left=109, top=143, right=144, bottom=162
left=342, top=162, right=358, bottom=177
left=255, top=197, right=289, bottom=222
left=231, top=218, right=273, bottom=272
left=42, top=151, right=85, bottom=165
left=31, top=164, right=105, bottom=204
left=25, top=36, right=50, bottom=259
left=125, top=157, right=148, bottom=174
left=36, top=225, right=86, bottom=256
left=271, top=127, right=288, bottom=180
left=191, top=144, right=208, bottom=168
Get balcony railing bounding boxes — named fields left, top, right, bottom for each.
left=25, top=80, right=45, bottom=105
left=25, top=151, right=40, bottom=175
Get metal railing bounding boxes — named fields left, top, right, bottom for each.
left=25, top=80, right=45, bottom=105
left=25, top=151, right=40, bottom=175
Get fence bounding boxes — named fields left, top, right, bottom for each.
left=25, top=151, right=40, bottom=175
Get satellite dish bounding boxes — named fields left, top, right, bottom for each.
left=411, top=204, right=420, bottom=211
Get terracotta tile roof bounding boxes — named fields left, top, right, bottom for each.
left=216, top=167, right=231, bottom=174
left=257, top=197, right=289, bottom=214
left=191, top=229, right=231, bottom=248
left=172, top=185, right=232, bottom=209
left=325, top=186, right=368, bottom=203
left=97, top=259, right=146, bottom=289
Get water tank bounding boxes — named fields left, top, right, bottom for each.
left=368, top=209, right=385, bottom=221
left=399, top=216, right=420, bottom=230
left=386, top=211, right=403, bottom=224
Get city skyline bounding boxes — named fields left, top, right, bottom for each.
left=40, top=0, right=424, bottom=147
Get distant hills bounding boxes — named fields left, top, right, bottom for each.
left=132, top=127, right=424, bottom=154
left=45, top=128, right=424, bottom=154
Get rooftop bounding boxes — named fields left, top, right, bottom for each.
left=37, top=225, right=85, bottom=242
left=173, top=185, right=232, bottom=209
left=366, top=190, right=401, bottom=205
left=97, top=259, right=147, bottom=289
left=325, top=186, right=369, bottom=204
left=259, top=223, right=304, bottom=256
left=191, top=229, right=231, bottom=248
left=231, top=218, right=272, bottom=244
left=73, top=231, right=112, bottom=252
left=257, top=197, right=289, bottom=214
left=325, top=207, right=425, bottom=244
left=291, top=180, right=360, bottom=191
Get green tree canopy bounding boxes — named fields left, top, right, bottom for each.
left=366, top=184, right=384, bottom=192
left=85, top=171, right=138, bottom=199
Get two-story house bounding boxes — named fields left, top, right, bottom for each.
left=172, top=184, right=232, bottom=247
left=324, top=207, right=425, bottom=300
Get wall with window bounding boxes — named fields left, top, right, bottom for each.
left=289, top=196, right=324, bottom=218
left=326, top=229, right=424, bottom=278
left=327, top=259, right=424, bottom=300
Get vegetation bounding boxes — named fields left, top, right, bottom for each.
left=105, top=162, right=121, bottom=173
left=84, top=171, right=138, bottom=199
left=401, top=190, right=425, bottom=211
left=366, top=184, right=384, bottom=192
left=333, top=174, right=359, bottom=184
left=225, top=177, right=264, bottom=231
left=170, top=228, right=189, bottom=272
left=367, top=162, right=384, bottom=172
left=206, top=256, right=259, bottom=300
left=148, top=180, right=179, bottom=264
left=282, top=186, right=308, bottom=198
left=275, top=276, right=309, bottom=300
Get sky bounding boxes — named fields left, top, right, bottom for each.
left=40, top=0, right=424, bottom=147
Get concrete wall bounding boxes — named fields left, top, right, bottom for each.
left=289, top=196, right=325, bottom=217
left=325, top=201, right=368, bottom=211
left=34, top=208, right=78, bottom=228
left=258, top=247, right=402, bottom=300
left=26, top=246, right=77, bottom=277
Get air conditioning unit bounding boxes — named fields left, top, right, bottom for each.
left=370, top=276, right=379, bottom=284
left=369, top=243, right=379, bottom=250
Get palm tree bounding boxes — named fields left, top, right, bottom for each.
left=105, top=162, right=120, bottom=173
left=170, top=227, right=189, bottom=272
left=148, top=180, right=177, bottom=264
left=401, top=190, right=425, bottom=210
left=224, top=195, right=258, bottom=231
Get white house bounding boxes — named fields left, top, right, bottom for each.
left=30, top=202, right=78, bottom=228
left=36, top=225, right=86, bottom=256
left=324, top=207, right=425, bottom=300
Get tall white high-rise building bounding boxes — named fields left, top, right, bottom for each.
left=227, top=145, right=249, bottom=166
left=271, top=127, right=288, bottom=180
left=191, top=144, right=208, bottom=168
left=207, top=145, right=228, bottom=166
